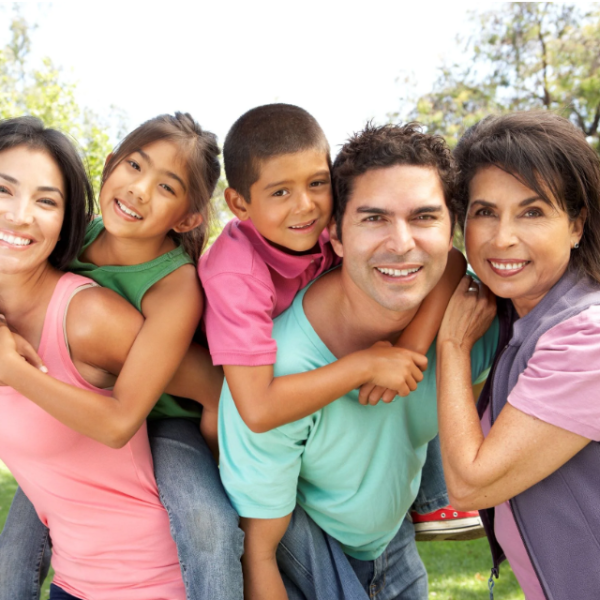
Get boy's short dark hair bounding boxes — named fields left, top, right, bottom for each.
left=332, top=122, right=457, bottom=241
left=223, top=103, right=330, bottom=201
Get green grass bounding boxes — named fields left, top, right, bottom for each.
left=1, top=461, right=524, bottom=599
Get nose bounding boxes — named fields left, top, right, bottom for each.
left=491, top=215, right=519, bottom=250
left=5, top=198, right=34, bottom=226
left=127, top=174, right=151, bottom=203
left=294, top=190, right=316, bottom=214
left=385, top=220, right=416, bottom=256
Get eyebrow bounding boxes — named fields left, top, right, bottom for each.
left=355, top=204, right=443, bottom=217
left=263, top=170, right=331, bottom=191
left=136, top=149, right=187, bottom=192
left=470, top=196, right=553, bottom=209
left=0, top=173, right=64, bottom=199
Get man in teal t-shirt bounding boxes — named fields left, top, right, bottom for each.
left=219, top=123, right=499, bottom=600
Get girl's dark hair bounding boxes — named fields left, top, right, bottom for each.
left=454, top=111, right=600, bottom=284
left=0, top=116, right=94, bottom=269
left=103, top=112, right=220, bottom=262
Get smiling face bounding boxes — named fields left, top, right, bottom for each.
left=331, top=164, right=453, bottom=313
left=229, top=148, right=332, bottom=254
left=465, top=165, right=585, bottom=316
left=99, top=139, right=196, bottom=243
left=0, top=146, right=65, bottom=275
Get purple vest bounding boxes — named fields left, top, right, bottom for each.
left=477, top=268, right=600, bottom=600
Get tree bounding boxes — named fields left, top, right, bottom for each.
left=395, top=3, right=600, bottom=151
left=0, top=10, right=116, bottom=195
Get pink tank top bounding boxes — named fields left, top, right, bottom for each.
left=0, top=273, right=185, bottom=600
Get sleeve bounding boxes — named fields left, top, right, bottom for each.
left=508, top=307, right=600, bottom=442
left=218, top=384, right=311, bottom=519
left=202, top=272, right=278, bottom=366
left=470, top=315, right=500, bottom=383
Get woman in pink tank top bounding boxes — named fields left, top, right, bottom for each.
left=0, top=117, right=186, bottom=600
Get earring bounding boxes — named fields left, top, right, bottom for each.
left=574, top=242, right=580, bottom=249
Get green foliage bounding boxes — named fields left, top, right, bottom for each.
left=0, top=10, right=115, bottom=196
left=395, top=3, right=600, bottom=151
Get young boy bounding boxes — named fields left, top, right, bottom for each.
left=200, top=103, right=463, bottom=432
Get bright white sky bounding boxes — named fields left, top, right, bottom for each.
left=4, top=1, right=502, bottom=151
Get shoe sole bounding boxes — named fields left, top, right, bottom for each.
left=414, top=517, right=485, bottom=542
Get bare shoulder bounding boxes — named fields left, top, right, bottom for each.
left=143, top=263, right=203, bottom=316
left=66, top=286, right=144, bottom=367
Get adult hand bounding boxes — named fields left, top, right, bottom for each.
left=358, top=341, right=428, bottom=405
left=437, top=275, right=496, bottom=353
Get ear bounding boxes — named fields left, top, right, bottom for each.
left=328, top=217, right=344, bottom=258
left=225, top=187, right=251, bottom=221
left=172, top=212, right=204, bottom=234
left=570, top=206, right=587, bottom=248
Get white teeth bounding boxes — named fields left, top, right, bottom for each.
left=0, top=232, right=32, bottom=246
left=290, top=220, right=315, bottom=229
left=490, top=261, right=527, bottom=270
left=376, top=267, right=420, bottom=277
left=116, top=200, right=142, bottom=219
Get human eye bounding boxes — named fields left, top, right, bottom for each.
left=272, top=189, right=288, bottom=198
left=127, top=159, right=141, bottom=171
left=38, top=197, right=58, bottom=207
left=363, top=215, right=383, bottom=222
left=472, top=207, right=495, bottom=218
left=160, top=183, right=176, bottom=195
left=523, top=207, right=543, bottom=218
left=0, top=184, right=10, bottom=194
left=415, top=213, right=436, bottom=221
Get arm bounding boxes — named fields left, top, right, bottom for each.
left=0, top=267, right=209, bottom=448
left=436, top=276, right=590, bottom=510
left=224, top=341, right=427, bottom=433
left=359, top=248, right=466, bottom=405
left=240, top=515, right=292, bottom=600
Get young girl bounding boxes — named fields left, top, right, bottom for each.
left=0, top=114, right=243, bottom=600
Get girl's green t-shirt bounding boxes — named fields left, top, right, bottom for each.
left=69, top=218, right=202, bottom=420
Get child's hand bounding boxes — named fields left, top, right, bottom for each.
left=358, top=341, right=428, bottom=405
left=358, top=383, right=398, bottom=406
left=0, top=315, right=47, bottom=385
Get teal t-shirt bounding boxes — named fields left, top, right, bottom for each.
left=69, top=218, right=202, bottom=421
left=219, top=283, right=499, bottom=561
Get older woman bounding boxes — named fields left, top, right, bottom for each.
left=436, top=112, right=600, bottom=600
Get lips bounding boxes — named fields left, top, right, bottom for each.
left=488, top=259, right=529, bottom=276
left=115, top=199, right=143, bottom=220
left=0, top=230, right=34, bottom=247
left=289, top=219, right=317, bottom=230
left=376, top=266, right=422, bottom=277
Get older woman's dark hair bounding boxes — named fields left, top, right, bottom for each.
left=0, top=116, right=94, bottom=269
left=454, top=111, right=600, bottom=284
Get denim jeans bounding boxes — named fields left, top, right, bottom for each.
left=278, top=506, right=427, bottom=600
left=411, top=435, right=449, bottom=514
left=0, top=418, right=244, bottom=600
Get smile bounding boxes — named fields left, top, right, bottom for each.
left=376, top=266, right=421, bottom=277
left=289, top=220, right=316, bottom=230
left=115, top=199, right=143, bottom=220
left=0, top=231, right=32, bottom=246
left=489, top=260, right=529, bottom=270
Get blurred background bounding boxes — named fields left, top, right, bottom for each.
left=1, top=2, right=599, bottom=598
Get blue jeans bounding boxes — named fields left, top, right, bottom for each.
left=278, top=506, right=427, bottom=600
left=49, top=584, right=82, bottom=600
left=411, top=435, right=448, bottom=514
left=0, top=418, right=244, bottom=600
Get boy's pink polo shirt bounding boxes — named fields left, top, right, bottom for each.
left=199, top=218, right=338, bottom=366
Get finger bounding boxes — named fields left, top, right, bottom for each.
left=358, top=383, right=376, bottom=405
left=410, top=365, right=424, bottom=382
left=16, top=338, right=48, bottom=372
left=368, top=386, right=386, bottom=405
left=404, top=350, right=428, bottom=371
left=382, top=389, right=397, bottom=403
left=406, top=375, right=418, bottom=392
left=397, top=383, right=411, bottom=397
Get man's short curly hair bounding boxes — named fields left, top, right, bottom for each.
left=332, top=122, right=457, bottom=241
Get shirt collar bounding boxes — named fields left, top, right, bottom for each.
left=238, top=219, right=330, bottom=278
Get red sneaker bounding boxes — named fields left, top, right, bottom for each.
left=411, top=505, right=485, bottom=541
